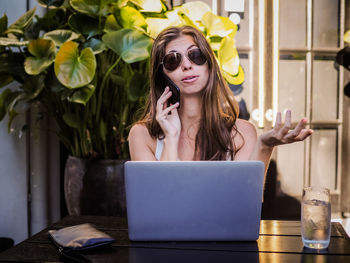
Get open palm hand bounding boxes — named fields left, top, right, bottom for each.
left=260, top=110, right=313, bottom=147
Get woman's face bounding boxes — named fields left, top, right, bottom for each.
left=163, top=35, right=209, bottom=97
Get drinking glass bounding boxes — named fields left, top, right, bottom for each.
left=301, top=186, right=331, bottom=249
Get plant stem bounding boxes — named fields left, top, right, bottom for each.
left=73, top=129, right=81, bottom=157
left=95, top=56, right=121, bottom=122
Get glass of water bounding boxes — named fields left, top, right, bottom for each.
left=301, top=186, right=331, bottom=249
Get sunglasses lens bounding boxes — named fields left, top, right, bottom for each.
left=163, top=53, right=182, bottom=71
left=162, top=49, right=207, bottom=71
left=188, top=49, right=207, bottom=65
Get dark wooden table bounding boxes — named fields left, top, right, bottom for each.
left=0, top=216, right=350, bottom=262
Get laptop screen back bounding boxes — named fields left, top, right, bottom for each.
left=125, top=161, right=264, bottom=241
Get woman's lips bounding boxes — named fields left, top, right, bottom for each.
left=181, top=75, right=199, bottom=83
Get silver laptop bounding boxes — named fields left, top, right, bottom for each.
left=124, top=161, right=264, bottom=241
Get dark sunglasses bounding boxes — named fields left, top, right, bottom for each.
left=161, top=48, right=207, bottom=71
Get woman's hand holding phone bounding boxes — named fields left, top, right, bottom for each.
left=156, top=86, right=181, bottom=141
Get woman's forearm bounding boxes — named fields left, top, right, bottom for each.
left=159, top=137, right=179, bottom=161
left=249, top=137, right=274, bottom=177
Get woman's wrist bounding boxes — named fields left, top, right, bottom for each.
left=160, top=137, right=179, bottom=161
left=257, top=137, right=274, bottom=152
left=164, top=136, right=179, bottom=146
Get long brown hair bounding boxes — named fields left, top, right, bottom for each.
left=137, top=26, right=242, bottom=160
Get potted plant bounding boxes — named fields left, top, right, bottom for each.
left=0, top=0, right=244, bottom=216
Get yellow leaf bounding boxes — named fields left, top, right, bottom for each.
left=202, top=12, right=236, bottom=37
left=145, top=9, right=185, bottom=39
left=210, top=41, right=221, bottom=51
left=222, top=65, right=245, bottom=85
left=180, top=1, right=211, bottom=22
left=218, top=36, right=239, bottom=75
left=120, top=6, right=146, bottom=29
left=130, top=0, right=162, bottom=12
left=344, top=30, right=350, bottom=44
left=145, top=18, right=175, bottom=39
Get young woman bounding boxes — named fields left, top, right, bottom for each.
left=128, top=26, right=312, bottom=173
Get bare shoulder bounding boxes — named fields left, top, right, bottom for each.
left=128, top=123, right=157, bottom=160
left=128, top=123, right=156, bottom=147
left=129, top=123, right=152, bottom=139
left=232, top=119, right=257, bottom=159
left=235, top=118, right=257, bottom=138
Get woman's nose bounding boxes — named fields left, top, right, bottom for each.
left=181, top=55, right=192, bottom=71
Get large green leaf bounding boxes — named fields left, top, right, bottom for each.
left=68, top=84, right=95, bottom=105
left=45, top=66, right=66, bottom=93
left=130, top=0, right=162, bottom=12
left=109, top=73, right=125, bottom=86
left=38, top=0, right=65, bottom=7
left=102, top=28, right=152, bottom=63
left=70, top=0, right=115, bottom=17
left=63, top=112, right=81, bottom=128
left=25, top=57, right=54, bottom=75
left=43, top=30, right=80, bottom=46
left=83, top=38, right=106, bottom=54
left=0, top=14, right=8, bottom=36
left=24, top=39, right=56, bottom=75
left=55, top=41, right=96, bottom=88
left=35, top=8, right=66, bottom=32
left=128, top=71, right=148, bottom=101
left=119, top=6, right=146, bottom=29
left=5, top=7, right=36, bottom=36
left=0, top=37, right=29, bottom=46
left=104, top=14, right=121, bottom=33
left=22, top=75, right=46, bottom=100
left=28, top=39, right=56, bottom=57
left=68, top=13, right=101, bottom=39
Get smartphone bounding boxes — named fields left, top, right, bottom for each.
left=159, top=69, right=181, bottom=108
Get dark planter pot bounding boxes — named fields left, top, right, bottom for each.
left=64, top=156, right=127, bottom=217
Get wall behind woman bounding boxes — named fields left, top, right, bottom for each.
left=0, top=0, right=60, bottom=245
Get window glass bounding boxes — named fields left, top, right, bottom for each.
left=280, top=0, right=307, bottom=49
left=279, top=56, right=306, bottom=120
left=310, top=129, right=337, bottom=190
left=313, top=0, right=339, bottom=48
left=312, top=57, right=338, bottom=121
